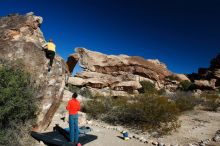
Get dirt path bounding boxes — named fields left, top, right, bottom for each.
left=42, top=106, right=220, bottom=146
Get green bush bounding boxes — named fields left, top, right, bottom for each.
left=138, top=81, right=157, bottom=94
left=0, top=62, right=38, bottom=146
left=84, top=94, right=180, bottom=135
left=179, top=80, right=192, bottom=91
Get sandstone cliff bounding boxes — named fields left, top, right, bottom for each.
left=0, top=12, right=67, bottom=131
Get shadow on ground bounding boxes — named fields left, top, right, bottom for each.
left=31, top=125, right=97, bottom=146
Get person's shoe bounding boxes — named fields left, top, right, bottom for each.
left=77, top=143, right=81, bottom=146
left=48, top=66, right=51, bottom=72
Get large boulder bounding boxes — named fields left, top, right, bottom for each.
left=76, top=48, right=171, bottom=81
left=0, top=13, right=67, bottom=131
left=68, top=76, right=86, bottom=86
left=66, top=48, right=173, bottom=95
left=174, top=74, right=190, bottom=82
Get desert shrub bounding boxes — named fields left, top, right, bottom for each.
left=158, top=88, right=166, bottom=95
left=170, top=91, right=198, bottom=112
left=175, top=94, right=197, bottom=112
left=83, top=95, right=113, bottom=118
left=68, top=85, right=92, bottom=98
left=84, top=94, right=180, bottom=135
left=201, top=93, right=220, bottom=111
left=68, top=84, right=80, bottom=93
left=179, top=80, right=192, bottom=91
left=138, top=81, right=157, bottom=94
left=79, top=87, right=92, bottom=98
left=0, top=62, right=38, bottom=146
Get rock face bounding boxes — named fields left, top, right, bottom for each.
left=67, top=48, right=179, bottom=95
left=194, top=79, right=216, bottom=90
left=0, top=13, right=67, bottom=131
left=188, top=53, right=220, bottom=90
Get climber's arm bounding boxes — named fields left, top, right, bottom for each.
left=42, top=43, right=48, bottom=49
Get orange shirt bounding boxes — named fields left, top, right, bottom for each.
left=66, top=99, right=80, bottom=115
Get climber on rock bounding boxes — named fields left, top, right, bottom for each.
left=42, top=39, right=56, bottom=72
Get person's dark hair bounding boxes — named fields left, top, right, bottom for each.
left=72, top=92, right=78, bottom=98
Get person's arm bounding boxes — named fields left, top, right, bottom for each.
left=66, top=101, right=70, bottom=111
left=42, top=43, right=48, bottom=49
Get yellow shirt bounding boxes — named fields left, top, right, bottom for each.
left=47, top=42, right=56, bottom=52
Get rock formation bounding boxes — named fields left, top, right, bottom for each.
left=0, top=12, right=196, bottom=132
left=67, top=48, right=190, bottom=95
left=188, top=53, right=220, bottom=90
left=0, top=13, right=67, bottom=131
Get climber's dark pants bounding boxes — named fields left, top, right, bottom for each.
left=46, top=50, right=55, bottom=67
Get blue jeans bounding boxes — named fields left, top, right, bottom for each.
left=69, top=114, right=79, bottom=143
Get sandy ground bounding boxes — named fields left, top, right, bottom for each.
left=156, top=110, right=220, bottom=145
left=39, top=105, right=220, bottom=146
left=84, top=126, right=147, bottom=146
left=82, top=109, right=220, bottom=146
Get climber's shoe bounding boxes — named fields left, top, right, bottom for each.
left=48, top=66, right=51, bottom=72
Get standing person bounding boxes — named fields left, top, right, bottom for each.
left=42, top=39, right=56, bottom=72
left=66, top=92, right=81, bottom=146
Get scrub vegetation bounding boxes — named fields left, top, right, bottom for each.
left=0, top=61, right=38, bottom=146
left=83, top=81, right=220, bottom=136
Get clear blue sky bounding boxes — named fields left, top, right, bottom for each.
left=1, top=0, right=220, bottom=74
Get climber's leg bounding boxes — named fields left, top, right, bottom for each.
left=45, top=49, right=50, bottom=59
left=49, top=51, right=55, bottom=67
left=46, top=50, right=55, bottom=72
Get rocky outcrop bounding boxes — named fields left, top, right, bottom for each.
left=174, top=74, right=191, bottom=82
left=194, top=79, right=216, bottom=90
left=76, top=48, right=171, bottom=80
left=0, top=13, right=67, bottom=131
left=66, top=53, right=79, bottom=74
left=188, top=53, right=220, bottom=90
left=67, top=48, right=176, bottom=96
